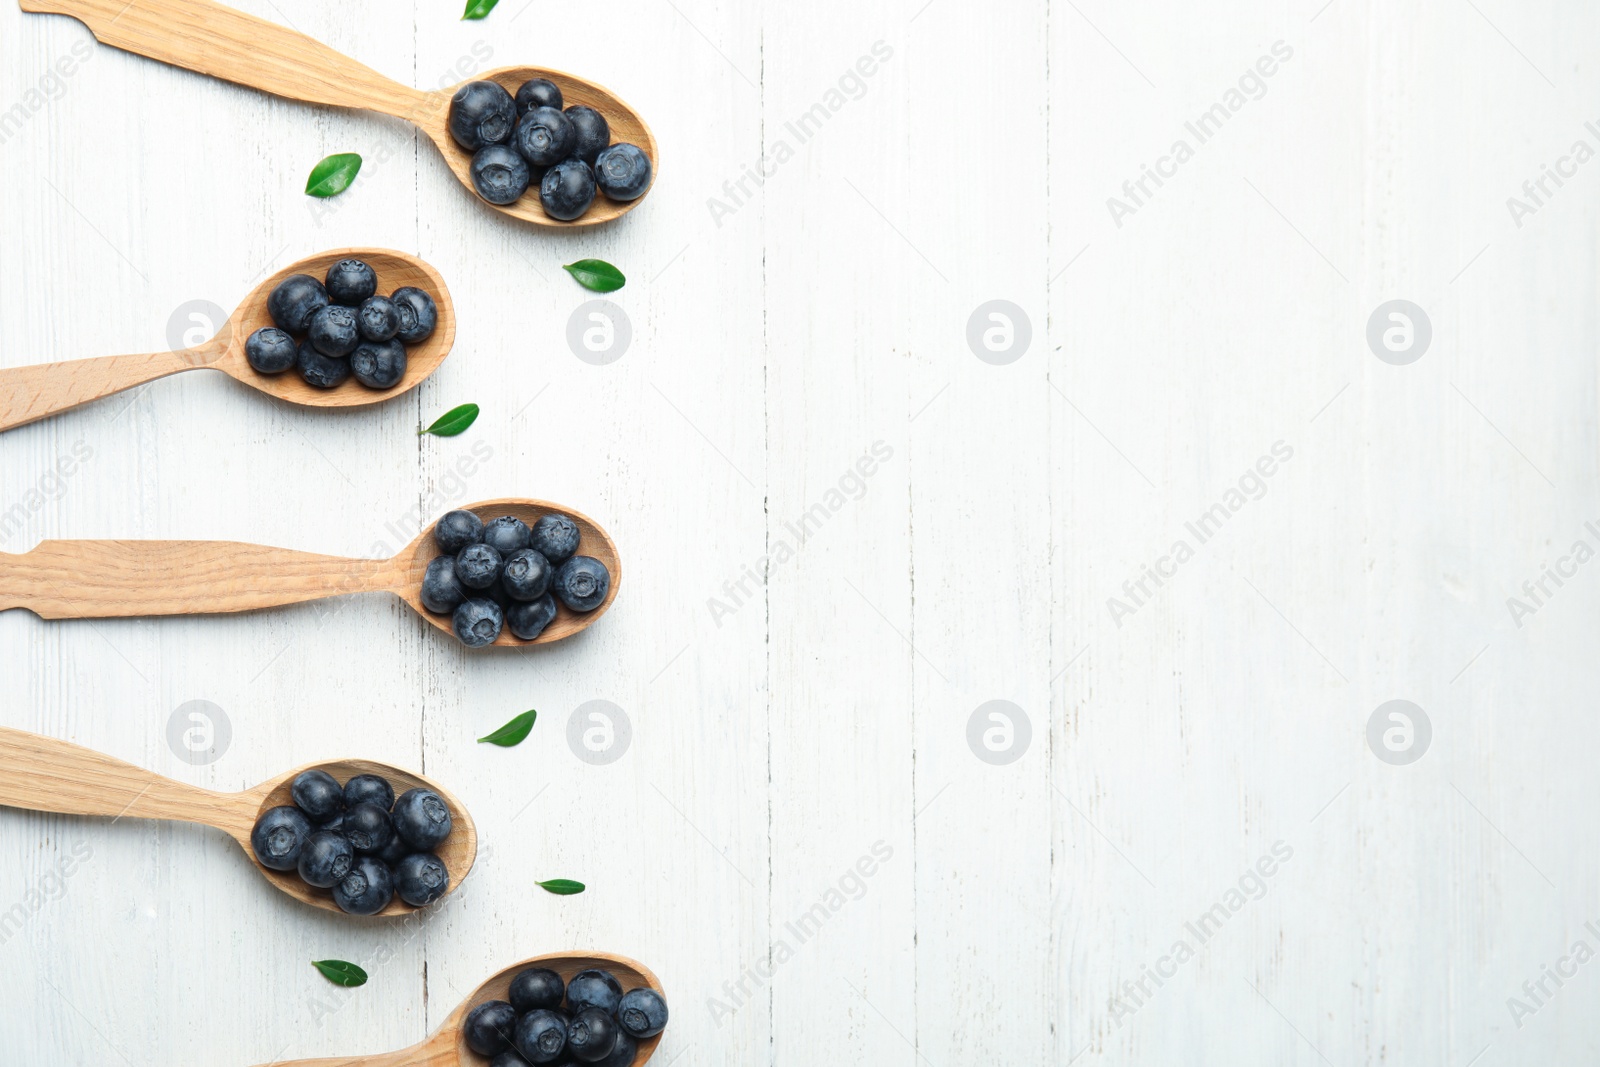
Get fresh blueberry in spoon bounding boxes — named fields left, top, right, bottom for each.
left=540, top=159, right=596, bottom=220
left=267, top=274, right=329, bottom=334
left=297, top=829, right=354, bottom=888
left=391, top=287, right=439, bottom=344
left=393, top=852, right=450, bottom=907
left=332, top=855, right=393, bottom=915
left=554, top=556, right=610, bottom=612
left=509, top=967, right=565, bottom=1012
left=464, top=1001, right=520, bottom=1057
left=506, top=594, right=558, bottom=641
left=565, top=1008, right=618, bottom=1064
left=291, top=769, right=345, bottom=823
left=514, top=1009, right=569, bottom=1065
left=297, top=339, right=350, bottom=389
left=393, top=787, right=454, bottom=850
left=250, top=806, right=312, bottom=871
left=501, top=549, right=552, bottom=601
left=435, top=510, right=484, bottom=554
left=471, top=144, right=531, bottom=205
left=594, top=143, right=652, bottom=201
left=449, top=80, right=518, bottom=151
left=421, top=555, right=468, bottom=614
left=565, top=105, right=610, bottom=165
left=482, top=515, right=532, bottom=556
left=513, top=106, right=576, bottom=168
left=515, top=77, right=562, bottom=114
left=617, top=988, right=669, bottom=1038
left=452, top=598, right=504, bottom=647
left=456, top=543, right=504, bottom=589
left=325, top=258, right=377, bottom=306
left=567, top=969, right=624, bottom=1014
left=342, top=774, right=394, bottom=811
left=530, top=514, right=580, bottom=564
left=350, top=339, right=407, bottom=390
left=245, top=327, right=297, bottom=374
left=308, top=304, right=360, bottom=358
left=342, top=800, right=393, bottom=854
left=357, top=295, right=400, bottom=342
left=592, top=1030, right=638, bottom=1067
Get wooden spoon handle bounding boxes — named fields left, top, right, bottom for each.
left=19, top=0, right=429, bottom=117
left=0, top=727, right=225, bottom=823
left=251, top=1043, right=451, bottom=1067
left=0, top=350, right=205, bottom=432
left=0, top=540, right=398, bottom=619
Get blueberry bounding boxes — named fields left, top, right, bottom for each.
left=472, top=144, right=532, bottom=205
left=456, top=543, right=504, bottom=589
left=343, top=774, right=394, bottom=811
left=391, top=287, right=439, bottom=344
left=350, top=339, right=408, bottom=390
left=392, top=787, right=454, bottom=850
left=592, top=1030, right=638, bottom=1067
left=482, top=515, right=532, bottom=556
left=325, top=258, right=377, bottom=306
left=393, top=851, right=450, bottom=907
left=513, top=106, right=576, bottom=169
left=565, top=105, right=610, bottom=165
left=375, top=833, right=412, bottom=868
left=453, top=598, right=504, bottom=647
left=250, top=805, right=312, bottom=871
left=245, top=327, right=297, bottom=374
left=565, top=1007, right=618, bottom=1064
left=594, top=143, right=652, bottom=201
left=539, top=159, right=596, bottom=221
left=291, top=769, right=345, bottom=823
left=617, top=988, right=668, bottom=1039
left=567, top=969, right=623, bottom=1014
left=435, top=509, right=484, bottom=554
left=421, top=555, right=468, bottom=614
left=501, top=548, right=552, bottom=601
left=529, top=514, right=581, bottom=564
left=490, top=1053, right=532, bottom=1067
left=509, top=967, right=565, bottom=1013
left=515, top=77, right=563, bottom=114
left=332, top=855, right=393, bottom=915
left=506, top=594, right=558, bottom=641
left=297, top=338, right=350, bottom=389
left=513, top=1009, right=568, bottom=1065
left=464, top=1001, right=519, bottom=1057
left=357, top=295, right=401, bottom=342
left=267, top=274, right=330, bottom=334
left=308, top=304, right=360, bottom=358
left=449, top=80, right=518, bottom=151
left=484, top=576, right=513, bottom=611
left=322, top=812, right=345, bottom=833
left=296, top=829, right=354, bottom=888
left=554, top=556, right=610, bottom=612
left=342, top=800, right=393, bottom=854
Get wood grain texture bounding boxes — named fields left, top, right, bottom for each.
left=0, top=728, right=477, bottom=917
left=0, top=497, right=618, bottom=646
left=0, top=247, right=456, bottom=431
left=17, top=0, right=657, bottom=226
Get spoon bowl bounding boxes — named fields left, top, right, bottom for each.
left=212, top=248, right=456, bottom=408
left=256, top=951, right=667, bottom=1067
left=0, top=728, right=477, bottom=918
left=244, top=758, right=477, bottom=918
left=418, top=66, right=658, bottom=227
left=394, top=498, right=622, bottom=647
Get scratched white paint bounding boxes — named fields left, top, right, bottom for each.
left=0, top=0, right=1596, bottom=1063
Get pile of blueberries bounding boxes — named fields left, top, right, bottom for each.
left=465, top=966, right=668, bottom=1067
left=245, top=257, right=439, bottom=391
left=250, top=769, right=454, bottom=915
left=423, top=509, right=612, bottom=648
left=448, top=77, right=652, bottom=220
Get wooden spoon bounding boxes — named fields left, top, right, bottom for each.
left=0, top=498, right=620, bottom=648
left=0, top=726, right=478, bottom=918
left=257, top=951, right=666, bottom=1067
left=0, top=247, right=455, bottom=433
left=19, top=0, right=658, bottom=227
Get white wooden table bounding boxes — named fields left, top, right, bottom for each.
left=1, top=0, right=1595, bottom=1062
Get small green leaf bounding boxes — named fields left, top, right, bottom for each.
left=305, top=153, right=363, bottom=198
left=479, top=710, right=537, bottom=747
left=462, top=0, right=500, bottom=18
left=420, top=403, right=480, bottom=437
left=563, top=259, right=626, bottom=293
left=537, top=879, right=586, bottom=896
left=311, top=960, right=367, bottom=987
